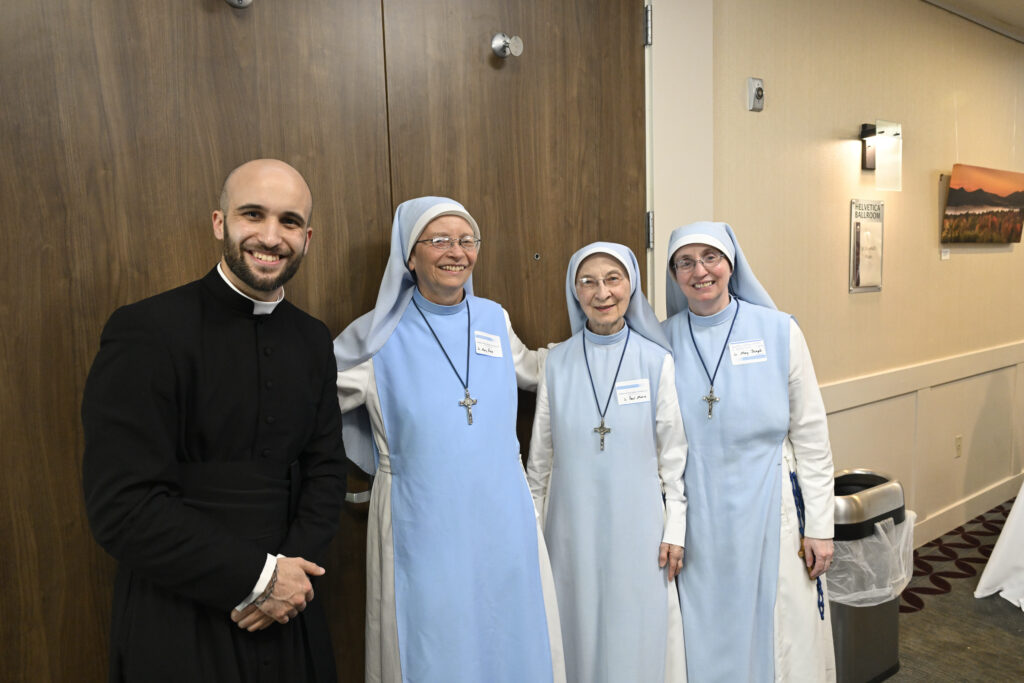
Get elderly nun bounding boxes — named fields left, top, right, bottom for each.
left=663, top=222, right=836, bottom=682
left=526, top=242, right=688, bottom=683
left=334, top=197, right=564, bottom=683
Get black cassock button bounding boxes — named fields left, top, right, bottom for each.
left=265, top=380, right=274, bottom=389
left=261, top=448, right=271, bottom=457
left=265, top=415, right=276, bottom=424
left=264, top=346, right=273, bottom=356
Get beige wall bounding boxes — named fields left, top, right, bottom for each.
left=647, top=0, right=713, bottom=308
left=649, top=0, right=1024, bottom=544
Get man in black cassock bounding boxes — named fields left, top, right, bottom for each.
left=82, top=158, right=345, bottom=682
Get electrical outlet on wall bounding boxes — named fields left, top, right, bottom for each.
left=955, top=434, right=963, bottom=459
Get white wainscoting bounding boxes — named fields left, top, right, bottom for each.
left=821, top=340, right=1024, bottom=546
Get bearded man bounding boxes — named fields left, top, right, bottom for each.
left=82, top=159, right=345, bottom=682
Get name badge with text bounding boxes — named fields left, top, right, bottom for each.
left=616, top=379, right=651, bottom=405
left=474, top=330, right=503, bottom=358
left=730, top=339, right=767, bottom=365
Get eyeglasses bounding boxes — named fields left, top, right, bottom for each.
left=672, top=252, right=725, bottom=272
left=576, top=274, right=626, bottom=291
left=416, top=235, right=481, bottom=252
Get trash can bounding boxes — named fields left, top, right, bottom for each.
left=827, top=469, right=915, bottom=683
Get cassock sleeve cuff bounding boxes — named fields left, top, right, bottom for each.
left=233, top=554, right=278, bottom=611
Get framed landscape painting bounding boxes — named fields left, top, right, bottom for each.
left=941, top=163, right=1024, bottom=243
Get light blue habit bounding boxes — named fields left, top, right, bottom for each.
left=375, top=289, right=552, bottom=682
left=334, top=197, right=553, bottom=681
left=663, top=222, right=793, bottom=682
left=540, top=243, right=676, bottom=682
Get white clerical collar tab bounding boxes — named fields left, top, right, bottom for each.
left=216, top=263, right=284, bottom=315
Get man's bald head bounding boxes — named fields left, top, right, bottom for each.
left=219, top=159, right=313, bottom=224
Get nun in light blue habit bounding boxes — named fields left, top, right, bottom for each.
left=663, top=222, right=836, bottom=682
left=527, top=242, right=688, bottom=683
left=334, top=196, right=563, bottom=683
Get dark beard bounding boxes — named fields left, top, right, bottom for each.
left=222, top=239, right=304, bottom=293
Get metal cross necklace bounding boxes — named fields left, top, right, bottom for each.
left=582, top=326, right=630, bottom=451
left=413, top=298, right=476, bottom=425
left=687, top=299, right=740, bottom=419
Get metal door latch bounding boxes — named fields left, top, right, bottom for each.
left=491, top=33, right=524, bottom=58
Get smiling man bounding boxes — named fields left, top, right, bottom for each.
left=213, top=160, right=312, bottom=299
left=82, top=159, right=345, bottom=682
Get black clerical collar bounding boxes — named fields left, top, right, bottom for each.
left=215, top=263, right=284, bottom=315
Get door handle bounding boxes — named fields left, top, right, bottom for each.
left=491, top=33, right=523, bottom=58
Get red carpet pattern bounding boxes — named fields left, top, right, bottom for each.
left=899, top=498, right=1015, bottom=613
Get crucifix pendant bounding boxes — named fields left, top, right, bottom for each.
left=458, top=388, right=478, bottom=425
left=702, top=386, right=720, bottom=419
left=593, top=418, right=611, bottom=451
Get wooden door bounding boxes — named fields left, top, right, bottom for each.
left=380, top=0, right=647, bottom=544
left=0, top=0, right=644, bottom=681
left=0, top=1, right=391, bottom=681
left=383, top=0, right=647, bottom=349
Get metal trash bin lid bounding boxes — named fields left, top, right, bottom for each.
left=834, top=469, right=906, bottom=541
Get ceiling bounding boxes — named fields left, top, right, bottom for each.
left=922, top=0, right=1024, bottom=43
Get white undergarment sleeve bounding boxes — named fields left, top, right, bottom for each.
left=336, top=358, right=371, bottom=412
left=655, top=354, right=688, bottom=546
left=787, top=320, right=834, bottom=539
left=505, top=310, right=548, bottom=391
left=337, top=358, right=389, bottom=458
left=525, top=360, right=555, bottom=523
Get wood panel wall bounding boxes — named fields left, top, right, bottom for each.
left=0, top=1, right=644, bottom=681
left=384, top=0, right=646, bottom=349
left=0, top=2, right=391, bottom=681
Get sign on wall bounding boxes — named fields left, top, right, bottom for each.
left=850, top=199, right=883, bottom=293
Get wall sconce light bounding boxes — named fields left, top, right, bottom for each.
left=859, top=119, right=902, bottom=191
left=859, top=123, right=878, bottom=170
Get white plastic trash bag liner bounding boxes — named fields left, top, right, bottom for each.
left=827, top=510, right=916, bottom=607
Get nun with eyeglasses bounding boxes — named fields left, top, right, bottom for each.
left=663, top=222, right=836, bottom=682
left=334, top=196, right=565, bottom=683
left=527, top=242, right=688, bottom=683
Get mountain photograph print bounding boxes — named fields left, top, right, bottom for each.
left=941, top=163, right=1024, bottom=243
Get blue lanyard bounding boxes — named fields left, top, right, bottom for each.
left=789, top=470, right=826, bottom=620
left=581, top=327, right=630, bottom=451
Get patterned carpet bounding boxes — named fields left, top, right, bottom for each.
left=889, top=497, right=1024, bottom=682
left=899, top=498, right=1014, bottom=613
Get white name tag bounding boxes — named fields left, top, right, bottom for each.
left=474, top=330, right=503, bottom=358
left=730, top=339, right=768, bottom=365
left=616, top=379, right=651, bottom=405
